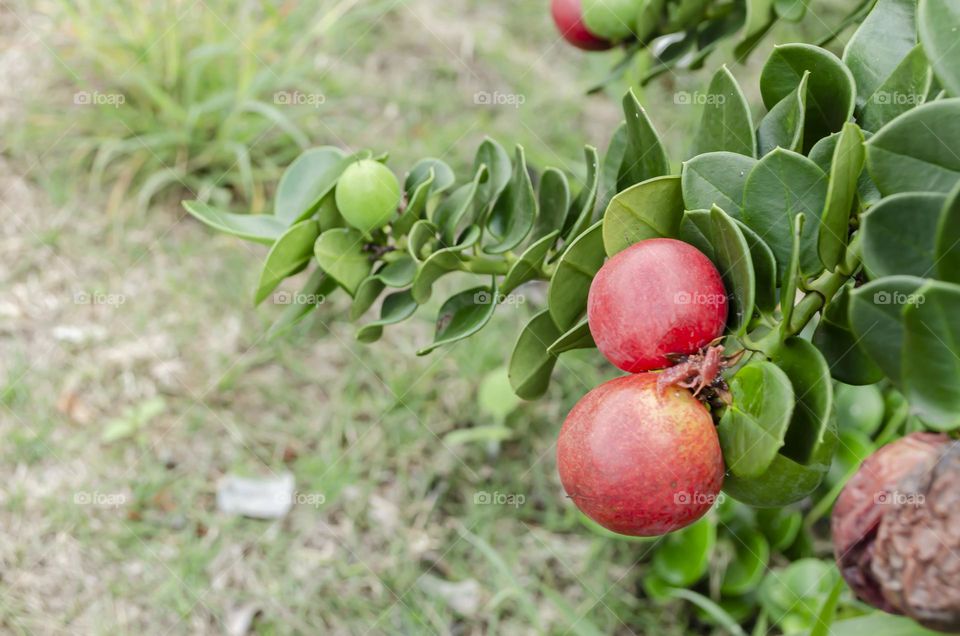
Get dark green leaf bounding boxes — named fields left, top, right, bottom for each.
left=255, top=219, right=320, bottom=305
left=356, top=290, right=418, bottom=343
left=718, top=360, right=795, bottom=478
left=532, top=168, right=569, bottom=242
left=919, top=0, right=960, bottom=98
left=508, top=310, right=562, bottom=399
left=407, top=220, right=439, bottom=262
left=935, top=180, right=960, bottom=283
left=502, top=231, right=558, bottom=294
left=860, top=45, right=933, bottom=132
left=710, top=205, right=755, bottom=333
left=734, top=220, right=778, bottom=313
left=679, top=210, right=715, bottom=260
left=866, top=98, right=960, bottom=195
left=848, top=276, right=928, bottom=385
left=902, top=280, right=960, bottom=429
left=182, top=200, right=287, bottom=245
left=472, top=138, right=512, bottom=216
left=760, top=44, right=856, bottom=151
left=434, top=166, right=486, bottom=244
left=812, top=285, right=885, bottom=385
left=562, top=147, right=601, bottom=241
left=819, top=123, right=865, bottom=271
left=756, top=508, right=802, bottom=551
left=312, top=228, right=371, bottom=296
left=417, top=281, right=499, bottom=355
left=394, top=168, right=435, bottom=238
left=681, top=152, right=757, bottom=218
left=742, top=148, right=827, bottom=278
left=484, top=146, right=537, bottom=254
left=349, top=257, right=416, bottom=320
left=602, top=176, right=684, bottom=256
left=757, top=71, right=808, bottom=155
left=843, top=0, right=918, bottom=111
left=772, top=337, right=834, bottom=464
left=779, top=214, right=804, bottom=336
left=693, top=65, right=756, bottom=157
left=618, top=89, right=670, bottom=190
left=548, top=221, right=605, bottom=331
left=597, top=123, right=628, bottom=214
left=547, top=317, right=595, bottom=355
left=861, top=192, right=946, bottom=278
left=405, top=157, right=455, bottom=195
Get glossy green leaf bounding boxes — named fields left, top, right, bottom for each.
left=562, top=147, right=601, bottom=241
left=349, top=257, right=417, bottom=321
left=602, top=176, right=684, bottom=256
left=182, top=200, right=287, bottom=245
left=809, top=130, right=882, bottom=207
left=734, top=219, right=778, bottom=313
left=356, top=290, right=418, bottom=343
left=313, top=228, right=371, bottom=296
left=407, top=220, right=439, bottom=262
left=812, top=285, right=884, bottom=385
left=275, top=146, right=350, bottom=224
left=819, top=123, right=865, bottom=271
left=679, top=209, right=715, bottom=260
left=773, top=337, right=834, bottom=464
left=693, top=65, right=756, bottom=157
left=502, top=231, right=558, bottom=294
left=547, top=317, right=595, bottom=355
left=508, top=310, right=562, bottom=399
left=849, top=276, right=928, bottom=385
left=254, top=219, right=320, bottom=305
left=418, top=281, right=499, bottom=356
left=861, top=192, right=946, bottom=278
left=266, top=269, right=338, bottom=340
left=718, top=360, right=795, bottom=478
left=434, top=166, right=486, bottom=244
left=759, top=44, right=856, bottom=151
left=597, top=123, right=628, bottom=214
left=709, top=205, right=755, bottom=333
left=618, top=89, right=670, bottom=190
left=935, top=180, right=960, bottom=283
left=485, top=146, right=537, bottom=254
left=902, top=281, right=960, bottom=429
left=779, top=214, right=804, bottom=336
left=411, top=250, right=466, bottom=304
left=405, top=157, right=455, bottom=195
left=757, top=71, right=808, bottom=155
left=919, top=0, right=960, bottom=98
left=866, top=98, right=960, bottom=195
left=471, top=138, right=512, bottom=216
left=681, top=152, right=757, bottom=219
left=860, top=44, right=933, bottom=132
left=549, top=221, right=605, bottom=331
left=652, top=518, right=715, bottom=586
left=720, top=528, right=769, bottom=595
left=843, top=0, right=918, bottom=111
left=531, top=168, right=569, bottom=243
left=742, top=148, right=827, bottom=278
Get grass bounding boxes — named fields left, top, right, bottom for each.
left=1, top=0, right=862, bottom=633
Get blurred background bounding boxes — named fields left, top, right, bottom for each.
left=1, top=0, right=858, bottom=633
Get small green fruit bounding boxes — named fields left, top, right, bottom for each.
left=335, top=159, right=401, bottom=233
left=581, top=0, right=637, bottom=42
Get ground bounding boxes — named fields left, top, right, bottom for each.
left=0, top=0, right=828, bottom=633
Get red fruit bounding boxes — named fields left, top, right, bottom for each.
left=557, top=373, right=725, bottom=536
left=550, top=0, right=615, bottom=51
left=588, top=238, right=728, bottom=373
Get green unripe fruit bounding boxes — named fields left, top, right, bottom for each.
left=335, top=159, right=401, bottom=234
left=581, top=0, right=638, bottom=41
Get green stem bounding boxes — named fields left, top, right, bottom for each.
left=462, top=258, right=511, bottom=275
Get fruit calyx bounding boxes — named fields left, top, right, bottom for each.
left=655, top=343, right=742, bottom=408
